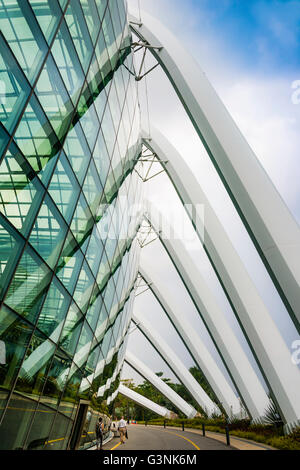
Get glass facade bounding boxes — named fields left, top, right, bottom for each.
left=0, top=0, right=142, bottom=450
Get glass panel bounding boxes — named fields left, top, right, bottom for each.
left=103, top=277, right=116, bottom=316
left=85, top=225, right=104, bottom=277
left=29, top=194, right=68, bottom=269
left=0, top=0, right=143, bottom=449
left=95, top=0, right=108, bottom=22
left=94, top=298, right=109, bottom=342
left=0, top=305, right=33, bottom=390
left=111, top=312, right=122, bottom=342
left=104, top=231, right=118, bottom=264
left=0, top=34, right=30, bottom=134
left=89, top=351, right=103, bottom=392
left=80, top=0, right=101, bottom=46
left=73, top=260, right=95, bottom=315
left=73, top=321, right=93, bottom=370
left=77, top=97, right=99, bottom=153
left=109, top=2, right=123, bottom=44
left=0, top=393, right=37, bottom=450
left=58, top=363, right=83, bottom=410
left=59, top=302, right=84, bottom=357
left=110, top=141, right=122, bottom=181
left=4, top=245, right=52, bottom=324
left=97, top=199, right=115, bottom=248
left=85, top=284, right=102, bottom=332
left=15, top=328, right=55, bottom=399
left=70, top=193, right=94, bottom=246
left=116, top=0, right=127, bottom=31
left=23, top=401, right=57, bottom=450
left=36, top=152, right=59, bottom=190
left=0, top=390, right=9, bottom=425
left=99, top=327, right=113, bottom=359
left=47, top=150, right=80, bottom=224
left=58, top=397, right=76, bottom=420
left=51, top=16, right=85, bottom=105
left=103, top=7, right=118, bottom=70
left=108, top=79, right=122, bottom=134
left=86, top=52, right=103, bottom=106
left=36, top=277, right=71, bottom=338
left=82, top=158, right=103, bottom=219
left=0, top=142, right=44, bottom=237
left=101, top=101, right=116, bottom=158
left=42, top=350, right=71, bottom=409
left=93, top=129, right=111, bottom=187
left=13, top=94, right=60, bottom=181
left=44, top=411, right=72, bottom=450
left=85, top=341, right=101, bottom=378
left=0, top=213, right=24, bottom=299
left=63, top=121, right=91, bottom=185
left=64, top=0, right=93, bottom=74
left=58, top=0, right=69, bottom=10
left=114, top=68, right=126, bottom=114
left=56, top=231, right=84, bottom=295
left=0, top=125, right=9, bottom=160
left=30, top=0, right=63, bottom=43
left=95, top=29, right=111, bottom=82
left=35, top=54, right=74, bottom=142
left=96, top=249, right=110, bottom=290
left=0, top=0, right=49, bottom=83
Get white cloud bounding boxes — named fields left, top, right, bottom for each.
left=220, top=76, right=300, bottom=219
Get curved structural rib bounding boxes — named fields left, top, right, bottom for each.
left=128, top=10, right=300, bottom=333
left=125, top=350, right=197, bottom=418
left=142, top=129, right=300, bottom=430
left=119, top=384, right=173, bottom=419
left=140, top=202, right=269, bottom=420
left=132, top=311, right=221, bottom=417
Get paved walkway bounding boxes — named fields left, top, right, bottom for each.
left=101, top=424, right=235, bottom=451
left=95, top=425, right=275, bottom=451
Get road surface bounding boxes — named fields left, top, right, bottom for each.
left=102, top=425, right=235, bottom=451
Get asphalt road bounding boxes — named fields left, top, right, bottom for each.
left=102, top=425, right=235, bottom=451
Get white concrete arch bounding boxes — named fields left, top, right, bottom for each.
left=129, top=10, right=300, bottom=333
left=132, top=311, right=222, bottom=417
left=119, top=384, right=173, bottom=419
left=125, top=350, right=197, bottom=418
left=141, top=129, right=300, bottom=431
left=139, top=250, right=267, bottom=422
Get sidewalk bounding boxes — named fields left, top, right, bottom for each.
left=144, top=425, right=276, bottom=451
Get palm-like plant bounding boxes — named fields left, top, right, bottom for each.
left=264, top=398, right=283, bottom=429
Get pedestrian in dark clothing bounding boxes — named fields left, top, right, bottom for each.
left=96, top=417, right=104, bottom=450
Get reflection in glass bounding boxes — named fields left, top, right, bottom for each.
left=0, top=33, right=30, bottom=133
left=13, top=94, right=60, bottom=178
left=0, top=305, right=34, bottom=390
left=58, top=302, right=83, bottom=357
left=0, top=143, right=44, bottom=237
left=0, top=0, right=142, bottom=451
left=0, top=394, right=38, bottom=450
left=29, top=194, right=68, bottom=269
left=4, top=246, right=52, bottom=324
left=0, top=214, right=24, bottom=299
left=47, top=150, right=80, bottom=224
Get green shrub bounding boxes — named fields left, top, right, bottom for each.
left=137, top=419, right=300, bottom=450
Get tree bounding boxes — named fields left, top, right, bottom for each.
left=117, top=366, right=222, bottom=421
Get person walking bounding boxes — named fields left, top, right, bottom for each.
left=95, top=417, right=104, bottom=450
left=118, top=416, right=127, bottom=444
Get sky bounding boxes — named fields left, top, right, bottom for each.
left=121, top=0, right=300, bottom=394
